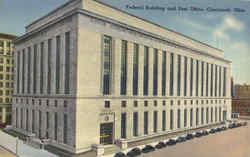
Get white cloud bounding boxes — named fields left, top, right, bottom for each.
left=175, top=16, right=211, bottom=31
left=224, top=16, right=244, bottom=31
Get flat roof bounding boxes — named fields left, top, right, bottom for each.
left=0, top=32, right=18, bottom=40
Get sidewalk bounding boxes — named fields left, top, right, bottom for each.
left=0, top=146, right=16, bottom=157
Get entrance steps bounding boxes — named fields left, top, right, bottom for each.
left=103, top=145, right=121, bottom=156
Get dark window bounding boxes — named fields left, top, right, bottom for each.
left=215, top=107, right=217, bottom=122
left=162, top=110, right=166, bottom=131
left=105, top=101, right=110, bottom=108
left=27, top=47, right=31, bottom=94
left=223, top=67, right=227, bottom=97
left=206, top=63, right=209, bottom=97
left=46, top=112, right=49, bottom=138
left=206, top=107, right=209, bottom=124
left=211, top=107, right=213, bottom=122
left=210, top=64, right=213, bottom=97
left=163, top=100, right=166, bottom=106
left=219, top=66, right=222, bottom=97
left=56, top=36, right=61, bottom=94
left=33, top=45, right=37, bottom=94
left=154, top=100, right=157, bottom=107
left=184, top=56, right=187, bottom=96
left=134, top=101, right=138, bottom=107
left=21, top=108, right=23, bottom=129
left=26, top=109, right=29, bottom=131
left=170, top=53, right=174, bottom=96
left=39, top=110, right=42, bottom=138
left=177, top=109, right=181, bottom=128
left=201, top=108, right=204, bottom=124
left=22, top=49, right=25, bottom=94
left=184, top=109, right=187, bottom=127
left=17, top=51, right=20, bottom=93
left=196, top=60, right=199, bottom=96
left=54, top=112, right=58, bottom=140
left=133, top=112, right=138, bottom=136
left=133, top=43, right=139, bottom=96
left=215, top=65, right=218, bottom=97
left=63, top=114, right=68, bottom=144
left=121, top=113, right=126, bottom=138
left=153, top=49, right=158, bottom=96
left=153, top=111, right=158, bottom=132
left=170, top=109, right=174, bottom=130
left=47, top=39, right=52, bottom=94
left=190, top=108, right=193, bottom=127
left=120, top=40, right=127, bottom=95
left=65, top=32, right=70, bottom=94
left=144, top=101, right=148, bottom=107
left=196, top=108, right=199, bottom=125
left=121, top=101, right=126, bottom=108
left=32, top=109, right=35, bottom=133
left=190, top=58, right=193, bottom=96
left=103, top=36, right=112, bottom=95
left=143, top=46, right=149, bottom=96
left=177, top=55, right=181, bottom=96
left=219, top=107, right=222, bottom=121
left=144, top=111, right=148, bottom=134
left=40, top=42, right=44, bottom=94
left=16, top=108, right=18, bottom=128
left=162, top=51, right=166, bottom=96
left=201, top=62, right=204, bottom=96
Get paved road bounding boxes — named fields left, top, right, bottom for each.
left=0, top=146, right=16, bottom=157
left=142, top=120, right=250, bottom=157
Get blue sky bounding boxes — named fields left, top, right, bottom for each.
left=0, top=0, right=249, bottom=84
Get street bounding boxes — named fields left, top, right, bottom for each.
left=0, top=146, right=16, bottom=157
left=141, top=120, right=250, bottom=157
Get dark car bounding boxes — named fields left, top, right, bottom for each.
left=142, top=145, right=155, bottom=153
left=176, top=136, right=186, bottom=143
left=243, top=122, right=248, bottom=126
left=114, top=152, right=126, bottom=157
left=195, top=132, right=202, bottom=137
left=209, top=129, right=216, bottom=134
left=127, top=148, right=141, bottom=157
left=166, top=139, right=176, bottom=146
left=155, top=142, right=166, bottom=149
left=216, top=127, right=222, bottom=132
left=186, top=133, right=194, bottom=140
left=202, top=130, right=209, bottom=136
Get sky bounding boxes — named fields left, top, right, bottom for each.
left=0, top=0, right=250, bottom=84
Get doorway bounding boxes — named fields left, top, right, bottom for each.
left=100, top=123, right=113, bottom=145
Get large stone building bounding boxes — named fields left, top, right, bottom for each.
left=232, top=84, right=250, bottom=116
left=12, top=0, right=232, bottom=155
left=0, top=33, right=16, bottom=125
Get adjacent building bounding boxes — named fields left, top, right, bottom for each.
left=12, top=0, right=232, bottom=155
left=232, top=84, right=250, bottom=116
left=0, top=33, right=17, bottom=125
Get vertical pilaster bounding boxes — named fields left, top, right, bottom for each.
left=60, top=33, right=66, bottom=94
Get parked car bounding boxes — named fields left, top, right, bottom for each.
left=209, top=128, right=216, bottom=134
left=127, top=148, right=141, bottom=157
left=142, top=145, right=155, bottom=153
left=195, top=132, right=202, bottom=138
left=216, top=127, right=222, bottom=132
left=243, top=122, right=248, bottom=126
left=155, top=142, right=166, bottom=149
left=202, top=130, right=209, bottom=136
left=186, top=133, right=194, bottom=140
left=114, top=152, right=126, bottom=157
left=166, top=139, right=176, bottom=146
left=176, top=136, right=186, bottom=143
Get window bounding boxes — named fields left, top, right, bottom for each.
left=206, top=63, right=209, bottom=96
left=65, top=32, right=70, bottom=94
left=6, top=66, right=10, bottom=72
left=215, top=107, right=217, bottom=122
left=162, top=51, right=166, bottom=96
left=153, top=49, right=158, bottom=96
left=0, top=82, right=3, bottom=87
left=219, top=66, right=222, bottom=97
left=56, top=36, right=61, bottom=94
left=39, top=110, right=42, bottom=138
left=162, top=110, right=166, bottom=131
left=33, top=45, right=37, bottom=94
left=134, top=101, right=138, bottom=107
left=121, top=101, right=126, bottom=108
left=170, top=53, right=174, bottom=96
left=154, top=100, right=157, bottom=107
left=177, top=109, right=181, bottom=128
left=63, top=114, right=68, bottom=144
left=153, top=111, right=158, bottom=132
left=105, top=101, right=110, bottom=108
left=210, top=64, right=213, bottom=97
left=64, top=100, right=67, bottom=108
left=46, top=112, right=49, bottom=138
left=201, top=108, right=204, bottom=124
left=121, top=113, right=126, bottom=138
left=190, top=108, right=193, bottom=127
left=190, top=58, right=193, bottom=96
left=144, top=111, right=148, bottom=135
left=55, top=100, right=58, bottom=107
left=120, top=40, right=127, bottom=95
left=144, top=101, right=148, bottom=107
left=215, top=65, right=218, bottom=97
left=40, top=42, right=44, bottom=94
left=177, top=55, right=181, bottom=96
left=0, top=41, right=3, bottom=47
left=0, top=58, right=3, bottom=63
left=163, top=100, right=166, bottom=106
left=211, top=107, right=213, bottom=122
left=223, top=67, right=227, bottom=97
left=133, top=43, right=139, bottom=96
left=0, top=74, right=2, bottom=80
left=133, top=112, right=138, bottom=136
left=184, top=109, right=187, bottom=127
left=196, top=108, right=199, bottom=125
left=0, top=66, right=3, bottom=71
left=54, top=112, right=58, bottom=140
left=184, top=56, right=187, bottom=96
left=0, top=90, right=2, bottom=96
left=32, top=110, right=35, bottom=133
left=47, top=40, right=52, bottom=94
left=27, top=47, right=31, bottom=94
left=143, top=46, right=149, bottom=96
left=170, top=109, right=173, bottom=130
left=46, top=100, right=49, bottom=106
left=206, top=107, right=209, bottom=124
left=196, top=60, right=199, bottom=96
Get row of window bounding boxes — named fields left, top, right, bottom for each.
left=102, top=35, right=228, bottom=97
left=104, top=99, right=227, bottom=108
left=0, top=74, right=14, bottom=80
left=121, top=107, right=225, bottom=138
left=15, top=108, right=68, bottom=144
left=16, top=31, right=71, bottom=95
left=0, top=58, right=14, bottom=64
left=0, top=107, right=12, bottom=112
left=0, top=82, right=14, bottom=88
left=0, top=40, right=13, bottom=48
left=16, top=98, right=68, bottom=108
left=0, top=97, right=12, bottom=103
left=0, top=66, right=14, bottom=72
left=0, top=90, right=13, bottom=96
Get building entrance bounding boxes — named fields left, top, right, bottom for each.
left=100, top=123, right=113, bottom=145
